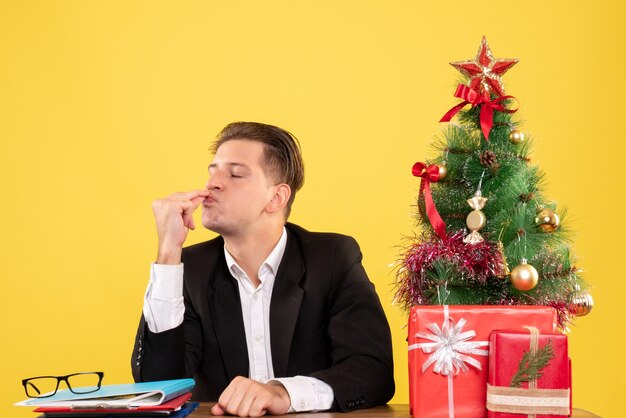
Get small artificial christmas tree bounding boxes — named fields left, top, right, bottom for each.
left=394, top=37, right=593, bottom=329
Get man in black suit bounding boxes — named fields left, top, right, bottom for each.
left=131, top=122, right=394, bottom=417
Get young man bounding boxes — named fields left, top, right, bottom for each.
left=131, top=122, right=394, bottom=417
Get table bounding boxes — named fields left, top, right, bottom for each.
left=191, top=403, right=600, bottom=417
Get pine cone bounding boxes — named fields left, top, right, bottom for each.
left=479, top=150, right=500, bottom=171
left=520, top=192, right=534, bottom=203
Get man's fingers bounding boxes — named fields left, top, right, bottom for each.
left=247, top=394, right=270, bottom=417
left=166, top=189, right=210, bottom=200
left=210, top=403, right=225, bottom=416
left=217, top=377, right=260, bottom=417
left=152, top=189, right=210, bottom=263
left=214, top=378, right=287, bottom=417
left=237, top=390, right=263, bottom=417
left=181, top=207, right=194, bottom=229
left=181, top=196, right=206, bottom=229
left=190, top=195, right=207, bottom=205
left=189, top=195, right=207, bottom=214
left=216, top=378, right=237, bottom=415
left=225, top=384, right=249, bottom=416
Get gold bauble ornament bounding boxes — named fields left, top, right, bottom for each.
left=569, top=286, right=593, bottom=317
left=535, top=208, right=560, bottom=232
left=510, top=259, right=539, bottom=291
left=509, top=130, right=525, bottom=145
left=438, top=164, right=448, bottom=181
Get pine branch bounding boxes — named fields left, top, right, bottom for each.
left=510, top=340, right=555, bottom=388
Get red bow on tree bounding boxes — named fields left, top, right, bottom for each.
left=412, top=162, right=446, bottom=239
left=440, top=84, right=518, bottom=141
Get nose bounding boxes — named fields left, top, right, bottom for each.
left=206, top=173, right=223, bottom=191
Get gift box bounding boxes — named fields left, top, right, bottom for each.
left=408, top=305, right=557, bottom=418
left=487, top=328, right=571, bottom=417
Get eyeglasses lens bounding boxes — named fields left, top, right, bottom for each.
left=67, top=373, right=102, bottom=393
left=24, top=377, right=58, bottom=398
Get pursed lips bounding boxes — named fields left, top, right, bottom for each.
left=203, top=193, right=217, bottom=206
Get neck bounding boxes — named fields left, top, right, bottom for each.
left=224, top=222, right=285, bottom=287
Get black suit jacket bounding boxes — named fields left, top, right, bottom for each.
left=131, top=223, right=394, bottom=412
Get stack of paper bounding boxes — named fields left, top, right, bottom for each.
left=15, top=379, right=198, bottom=418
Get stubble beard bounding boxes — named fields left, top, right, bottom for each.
left=202, top=206, right=238, bottom=237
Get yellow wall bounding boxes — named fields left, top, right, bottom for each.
left=1, top=1, right=623, bottom=416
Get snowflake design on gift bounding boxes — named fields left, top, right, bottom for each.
left=411, top=317, right=489, bottom=376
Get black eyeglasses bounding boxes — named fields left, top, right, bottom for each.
left=22, top=372, right=104, bottom=398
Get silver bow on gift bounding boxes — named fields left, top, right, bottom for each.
left=412, top=317, right=489, bottom=376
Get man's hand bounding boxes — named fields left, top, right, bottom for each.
left=152, top=190, right=210, bottom=264
left=211, top=377, right=291, bottom=417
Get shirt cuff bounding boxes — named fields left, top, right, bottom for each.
left=143, top=263, right=185, bottom=333
left=270, top=376, right=334, bottom=413
left=148, top=263, right=184, bottom=299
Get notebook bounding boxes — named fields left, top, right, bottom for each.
left=32, top=392, right=192, bottom=416
left=36, top=402, right=199, bottom=418
left=16, top=379, right=195, bottom=408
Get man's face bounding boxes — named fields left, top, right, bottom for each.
left=202, top=139, right=278, bottom=235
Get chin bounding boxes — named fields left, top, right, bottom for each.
left=202, top=217, right=230, bottom=235
left=201, top=213, right=217, bottom=229
left=202, top=219, right=220, bottom=233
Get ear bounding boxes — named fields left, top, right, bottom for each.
left=266, top=184, right=291, bottom=214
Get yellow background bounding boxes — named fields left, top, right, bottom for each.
left=1, top=1, right=623, bottom=417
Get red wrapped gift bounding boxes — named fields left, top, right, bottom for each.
left=408, top=305, right=557, bottom=418
left=487, top=328, right=571, bottom=417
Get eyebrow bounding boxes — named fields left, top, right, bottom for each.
left=208, top=162, right=251, bottom=171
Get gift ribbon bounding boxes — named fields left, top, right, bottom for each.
left=408, top=305, right=489, bottom=418
left=486, top=326, right=570, bottom=416
left=439, top=84, right=518, bottom=141
left=412, top=162, right=446, bottom=239
left=486, top=385, right=570, bottom=415
left=526, top=326, right=539, bottom=418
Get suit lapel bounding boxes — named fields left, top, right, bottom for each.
left=270, top=230, right=305, bottom=377
left=209, top=257, right=249, bottom=380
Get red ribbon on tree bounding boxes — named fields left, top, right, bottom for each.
left=412, top=162, right=446, bottom=239
left=440, top=84, right=518, bottom=141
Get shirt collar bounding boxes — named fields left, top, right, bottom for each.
left=224, top=226, right=288, bottom=282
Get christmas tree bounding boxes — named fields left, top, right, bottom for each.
left=394, top=37, right=593, bottom=329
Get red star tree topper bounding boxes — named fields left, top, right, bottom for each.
left=450, top=36, right=518, bottom=97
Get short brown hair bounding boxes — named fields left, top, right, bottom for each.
left=213, top=121, right=305, bottom=218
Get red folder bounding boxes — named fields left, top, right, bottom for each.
left=33, top=392, right=192, bottom=415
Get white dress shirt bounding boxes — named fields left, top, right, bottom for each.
left=142, top=227, right=334, bottom=412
